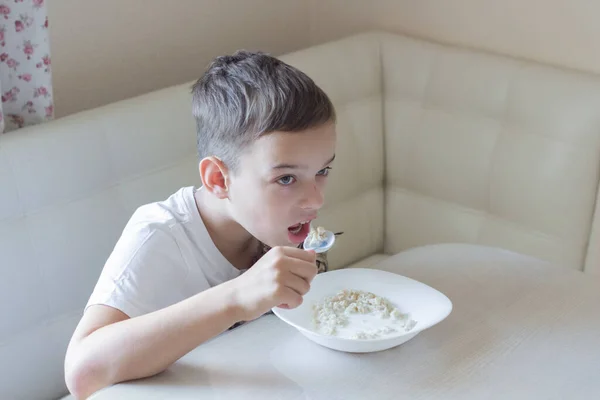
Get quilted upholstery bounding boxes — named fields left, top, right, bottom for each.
left=380, top=33, right=600, bottom=269
left=1, top=32, right=600, bottom=399
left=0, top=85, right=200, bottom=400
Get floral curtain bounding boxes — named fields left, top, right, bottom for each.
left=0, top=0, right=52, bottom=133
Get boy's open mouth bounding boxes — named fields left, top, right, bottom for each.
left=287, top=221, right=311, bottom=244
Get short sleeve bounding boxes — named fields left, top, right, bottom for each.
left=85, top=226, right=191, bottom=318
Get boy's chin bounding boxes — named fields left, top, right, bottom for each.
left=260, top=236, right=301, bottom=249
left=262, top=240, right=293, bottom=249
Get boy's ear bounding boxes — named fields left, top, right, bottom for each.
left=199, top=156, right=230, bottom=199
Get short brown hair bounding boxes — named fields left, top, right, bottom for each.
left=191, top=50, right=336, bottom=171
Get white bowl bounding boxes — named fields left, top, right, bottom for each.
left=272, top=268, right=452, bottom=353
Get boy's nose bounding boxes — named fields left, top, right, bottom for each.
left=302, top=183, right=324, bottom=210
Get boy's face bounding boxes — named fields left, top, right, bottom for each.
left=227, top=122, right=337, bottom=248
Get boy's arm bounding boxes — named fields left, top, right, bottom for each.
left=65, top=280, right=240, bottom=400
left=65, top=246, right=317, bottom=400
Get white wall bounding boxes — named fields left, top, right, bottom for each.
left=49, top=0, right=310, bottom=117
left=308, top=0, right=600, bottom=76
left=49, top=0, right=600, bottom=117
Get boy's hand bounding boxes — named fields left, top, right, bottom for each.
left=228, top=246, right=318, bottom=322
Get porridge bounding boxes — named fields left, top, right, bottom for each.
left=305, top=226, right=328, bottom=248
left=312, top=289, right=417, bottom=339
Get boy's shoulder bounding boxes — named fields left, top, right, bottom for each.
left=127, top=186, right=198, bottom=232
left=111, top=186, right=204, bottom=263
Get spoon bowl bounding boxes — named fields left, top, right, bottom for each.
left=303, top=229, right=335, bottom=253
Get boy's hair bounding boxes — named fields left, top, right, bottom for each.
left=191, top=50, right=336, bottom=171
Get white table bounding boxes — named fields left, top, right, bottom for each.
left=90, top=244, right=600, bottom=399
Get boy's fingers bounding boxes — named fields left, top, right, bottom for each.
left=284, top=288, right=304, bottom=308
left=280, top=246, right=317, bottom=263
left=277, top=288, right=303, bottom=309
left=284, top=272, right=311, bottom=296
left=287, top=258, right=318, bottom=282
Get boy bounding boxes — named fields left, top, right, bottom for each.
left=64, top=50, right=337, bottom=399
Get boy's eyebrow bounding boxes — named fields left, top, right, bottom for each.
left=272, top=154, right=336, bottom=170
left=323, top=154, right=336, bottom=166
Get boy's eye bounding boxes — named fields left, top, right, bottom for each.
left=317, top=167, right=332, bottom=176
left=277, top=175, right=296, bottom=185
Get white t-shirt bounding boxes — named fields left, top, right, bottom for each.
left=86, top=186, right=244, bottom=318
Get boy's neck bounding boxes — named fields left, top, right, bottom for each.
left=194, top=187, right=261, bottom=270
